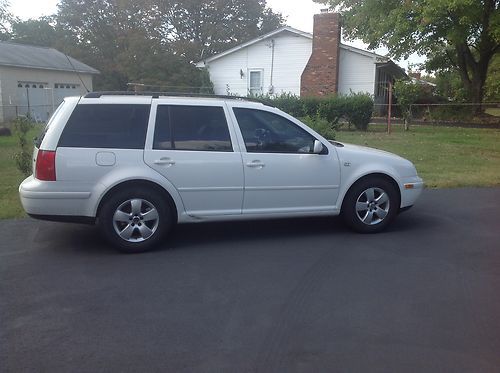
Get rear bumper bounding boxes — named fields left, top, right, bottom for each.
left=19, top=176, right=95, bottom=218
left=28, top=213, right=95, bottom=224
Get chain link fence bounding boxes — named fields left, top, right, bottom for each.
left=373, top=102, right=500, bottom=128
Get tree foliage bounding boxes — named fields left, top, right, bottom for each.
left=315, top=0, right=500, bottom=105
left=0, top=0, right=12, bottom=40
left=52, top=0, right=284, bottom=90
left=5, top=0, right=284, bottom=91
left=10, top=17, right=60, bottom=47
left=393, top=80, right=422, bottom=130
left=484, top=53, right=500, bottom=102
left=153, top=0, right=285, bottom=62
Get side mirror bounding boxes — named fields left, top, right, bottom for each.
left=313, top=140, right=323, bottom=154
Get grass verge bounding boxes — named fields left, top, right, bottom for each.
left=336, top=124, right=500, bottom=188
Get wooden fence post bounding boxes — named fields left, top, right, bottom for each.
left=387, top=81, right=393, bottom=134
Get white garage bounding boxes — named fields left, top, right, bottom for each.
left=0, top=41, right=99, bottom=123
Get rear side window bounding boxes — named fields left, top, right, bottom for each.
left=35, top=100, right=67, bottom=148
left=58, top=104, right=150, bottom=149
left=153, top=105, right=232, bottom=152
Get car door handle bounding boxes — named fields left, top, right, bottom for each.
left=154, top=158, right=176, bottom=166
left=246, top=160, right=265, bottom=168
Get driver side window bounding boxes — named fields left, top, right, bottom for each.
left=233, top=108, right=316, bottom=153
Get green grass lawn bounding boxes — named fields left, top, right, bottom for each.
left=336, top=124, right=500, bottom=188
left=0, top=124, right=499, bottom=219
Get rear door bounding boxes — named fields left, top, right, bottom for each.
left=143, top=101, right=244, bottom=216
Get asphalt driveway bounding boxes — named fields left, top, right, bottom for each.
left=1, top=188, right=500, bottom=372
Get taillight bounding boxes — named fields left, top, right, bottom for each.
left=35, top=150, right=56, bottom=181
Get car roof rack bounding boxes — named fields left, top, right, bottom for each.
left=84, top=91, right=270, bottom=104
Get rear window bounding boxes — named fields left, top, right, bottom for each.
left=58, top=104, right=150, bottom=149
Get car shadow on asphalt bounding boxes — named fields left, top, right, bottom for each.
left=167, top=216, right=347, bottom=250
left=40, top=210, right=432, bottom=255
left=41, top=216, right=347, bottom=255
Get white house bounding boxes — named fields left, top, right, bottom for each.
left=196, top=12, right=405, bottom=108
left=0, top=41, right=99, bottom=123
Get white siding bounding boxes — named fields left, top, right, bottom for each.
left=203, top=32, right=380, bottom=98
left=205, top=32, right=312, bottom=96
left=338, top=47, right=376, bottom=96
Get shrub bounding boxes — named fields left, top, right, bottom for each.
left=342, top=93, right=374, bottom=131
left=301, top=96, right=322, bottom=117
left=300, top=115, right=336, bottom=140
left=270, top=92, right=305, bottom=117
left=13, top=116, right=35, bottom=177
left=318, top=95, right=344, bottom=126
left=255, top=92, right=374, bottom=131
left=426, top=105, right=475, bottom=122
left=318, top=94, right=373, bottom=131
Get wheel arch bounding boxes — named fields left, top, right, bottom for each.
left=340, top=172, right=402, bottom=213
left=96, top=179, right=179, bottom=224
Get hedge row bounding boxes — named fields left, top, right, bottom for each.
left=257, top=92, right=374, bottom=132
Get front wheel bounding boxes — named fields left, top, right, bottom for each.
left=341, top=177, right=400, bottom=233
left=99, top=188, right=173, bottom=253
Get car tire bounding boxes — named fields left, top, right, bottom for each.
left=341, top=177, right=400, bottom=233
left=99, top=187, right=173, bottom=253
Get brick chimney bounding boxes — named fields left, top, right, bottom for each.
left=301, top=12, right=341, bottom=97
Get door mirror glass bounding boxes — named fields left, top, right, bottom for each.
left=313, top=140, right=323, bottom=154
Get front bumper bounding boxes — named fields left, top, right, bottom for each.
left=400, top=176, right=424, bottom=208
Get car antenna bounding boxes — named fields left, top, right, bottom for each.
left=63, top=52, right=90, bottom=93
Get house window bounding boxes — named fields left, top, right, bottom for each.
left=248, top=69, right=263, bottom=96
left=55, top=83, right=80, bottom=89
left=18, top=81, right=47, bottom=89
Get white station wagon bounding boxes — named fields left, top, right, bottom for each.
left=19, top=93, right=423, bottom=252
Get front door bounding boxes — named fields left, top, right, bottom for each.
left=144, top=103, right=244, bottom=216
left=231, top=107, right=341, bottom=214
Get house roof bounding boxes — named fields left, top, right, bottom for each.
left=376, top=60, right=408, bottom=79
left=0, top=41, right=100, bottom=74
left=195, top=26, right=391, bottom=67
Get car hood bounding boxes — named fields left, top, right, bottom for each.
left=333, top=142, right=406, bottom=161
left=332, top=141, right=418, bottom=177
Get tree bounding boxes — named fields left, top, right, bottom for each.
left=56, top=0, right=201, bottom=90
left=314, top=0, right=500, bottom=106
left=434, top=70, right=469, bottom=102
left=0, top=0, right=12, bottom=40
left=393, top=80, right=421, bottom=131
left=152, top=0, right=286, bottom=62
left=55, top=0, right=284, bottom=90
left=10, top=17, right=59, bottom=47
left=484, top=53, right=500, bottom=102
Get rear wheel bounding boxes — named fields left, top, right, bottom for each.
left=99, top=188, right=173, bottom=253
left=342, top=177, right=399, bottom=233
